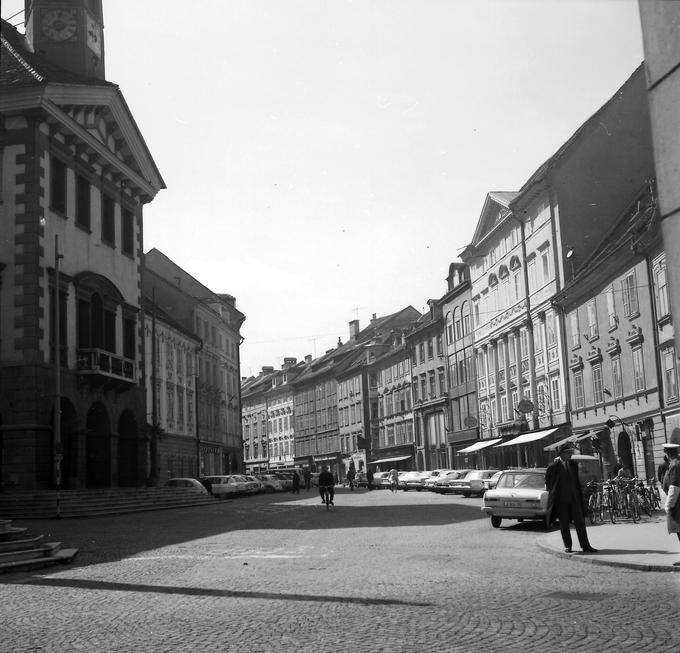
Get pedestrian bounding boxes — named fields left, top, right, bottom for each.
left=388, top=468, right=399, bottom=493
left=292, top=470, right=300, bottom=494
left=303, top=467, right=311, bottom=491
left=346, top=466, right=356, bottom=491
left=661, top=442, right=680, bottom=562
left=545, top=442, right=598, bottom=554
left=367, top=468, right=374, bottom=490
left=612, top=456, right=623, bottom=479
left=318, top=465, right=335, bottom=505
left=658, top=455, right=670, bottom=485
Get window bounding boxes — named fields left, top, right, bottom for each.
left=428, top=371, right=435, bottom=397
left=550, top=376, right=561, bottom=413
left=122, top=208, right=134, bottom=256
left=541, top=247, right=551, bottom=285
left=102, top=195, right=115, bottom=245
left=76, top=175, right=90, bottom=229
left=527, top=257, right=536, bottom=292
left=513, top=270, right=522, bottom=301
left=123, top=317, right=135, bottom=360
left=656, top=259, right=670, bottom=318
left=570, top=311, right=580, bottom=348
left=473, top=299, right=480, bottom=328
left=573, top=371, right=585, bottom=410
left=586, top=300, right=598, bottom=340
left=546, top=310, right=557, bottom=348
left=632, top=347, right=645, bottom=392
left=592, top=364, right=604, bottom=404
left=418, top=343, right=425, bottom=363
left=621, top=271, right=639, bottom=317
left=50, top=156, right=67, bottom=214
left=461, top=302, right=470, bottom=335
left=662, top=346, right=678, bottom=402
left=436, top=335, right=443, bottom=356
left=427, top=339, right=434, bottom=360
left=438, top=368, right=446, bottom=396
left=606, top=287, right=616, bottom=329
left=612, top=356, right=623, bottom=399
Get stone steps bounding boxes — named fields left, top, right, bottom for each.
left=0, top=520, right=78, bottom=574
left=0, top=487, right=218, bottom=519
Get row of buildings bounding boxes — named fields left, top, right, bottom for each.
left=241, top=63, right=679, bottom=484
left=0, top=2, right=244, bottom=491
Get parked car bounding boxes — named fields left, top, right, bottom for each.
left=372, top=471, right=389, bottom=488
left=423, top=469, right=452, bottom=491
left=477, top=470, right=503, bottom=495
left=255, top=474, right=284, bottom=493
left=165, top=478, right=210, bottom=495
left=270, top=472, right=294, bottom=490
left=434, top=470, right=469, bottom=494
left=401, top=471, right=429, bottom=491
left=449, top=470, right=499, bottom=497
left=481, top=468, right=550, bottom=529
left=199, top=475, right=245, bottom=498
left=241, top=475, right=264, bottom=493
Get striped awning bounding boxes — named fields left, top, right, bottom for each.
left=458, top=438, right=503, bottom=453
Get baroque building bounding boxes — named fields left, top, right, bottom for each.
left=143, top=249, right=244, bottom=478
left=0, top=4, right=164, bottom=490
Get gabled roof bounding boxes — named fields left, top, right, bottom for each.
left=0, top=19, right=165, bottom=199
left=469, top=191, right=519, bottom=248
left=511, top=64, right=645, bottom=208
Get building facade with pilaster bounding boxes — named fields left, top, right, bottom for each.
left=0, top=5, right=164, bottom=490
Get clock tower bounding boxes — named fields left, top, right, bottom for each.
left=24, top=0, right=105, bottom=79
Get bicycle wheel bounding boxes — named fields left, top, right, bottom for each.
left=588, top=495, right=597, bottom=525
left=640, top=490, right=652, bottom=517
left=606, top=492, right=616, bottom=524
left=630, top=493, right=640, bottom=523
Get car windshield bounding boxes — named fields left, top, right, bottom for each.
left=497, top=472, right=545, bottom=490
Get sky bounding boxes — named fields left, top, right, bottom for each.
left=2, top=0, right=645, bottom=378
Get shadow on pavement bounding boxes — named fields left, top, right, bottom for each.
left=20, top=577, right=434, bottom=606
left=1, top=490, right=484, bottom=578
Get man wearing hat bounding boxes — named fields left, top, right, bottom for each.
left=662, top=442, right=680, bottom=550
left=545, top=441, right=597, bottom=553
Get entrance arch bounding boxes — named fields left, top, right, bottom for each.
left=86, top=402, right=111, bottom=488
left=617, top=430, right=634, bottom=476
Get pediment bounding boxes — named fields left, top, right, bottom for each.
left=44, top=85, right=165, bottom=201
left=470, top=192, right=519, bottom=247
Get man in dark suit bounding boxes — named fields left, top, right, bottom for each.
left=546, top=442, right=598, bottom=554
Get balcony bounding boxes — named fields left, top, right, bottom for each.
left=77, top=348, right=136, bottom=388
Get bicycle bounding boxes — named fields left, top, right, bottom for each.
left=320, top=485, right=333, bottom=511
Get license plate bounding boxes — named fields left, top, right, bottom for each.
left=503, top=501, right=520, bottom=507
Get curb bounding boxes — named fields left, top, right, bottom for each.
left=536, top=538, right=680, bottom=573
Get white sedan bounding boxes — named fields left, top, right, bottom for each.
left=481, top=468, right=550, bottom=529
left=165, top=478, right=210, bottom=495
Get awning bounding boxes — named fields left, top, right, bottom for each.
left=495, top=427, right=560, bottom=447
left=544, top=430, right=599, bottom=452
left=458, top=438, right=503, bottom=453
left=369, top=455, right=412, bottom=465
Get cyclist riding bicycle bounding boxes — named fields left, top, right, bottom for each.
left=318, top=465, right=335, bottom=505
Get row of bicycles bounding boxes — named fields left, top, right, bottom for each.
left=584, top=477, right=662, bottom=524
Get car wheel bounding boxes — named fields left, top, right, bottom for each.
left=543, top=514, right=551, bottom=530
left=416, top=488, right=422, bottom=492
left=462, top=493, right=470, bottom=498
left=490, top=516, right=502, bottom=528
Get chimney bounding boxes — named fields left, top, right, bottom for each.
left=305, top=354, right=313, bottom=364
left=282, top=357, right=297, bottom=369
left=262, top=366, right=274, bottom=374
left=349, top=320, right=360, bottom=341
left=371, top=313, right=377, bottom=322
left=337, top=337, right=343, bottom=347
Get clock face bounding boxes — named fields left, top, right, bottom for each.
left=86, top=14, right=102, bottom=57
left=41, top=8, right=78, bottom=42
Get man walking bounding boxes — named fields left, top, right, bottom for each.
left=545, top=442, right=597, bottom=554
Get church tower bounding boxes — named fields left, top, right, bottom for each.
left=24, top=0, right=105, bottom=79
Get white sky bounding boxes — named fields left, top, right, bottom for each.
left=2, top=1, right=645, bottom=378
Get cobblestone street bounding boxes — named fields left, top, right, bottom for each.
left=2, top=488, right=679, bottom=653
